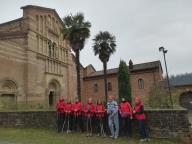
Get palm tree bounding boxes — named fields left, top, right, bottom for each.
left=62, top=13, right=91, bottom=100
left=93, top=31, right=116, bottom=102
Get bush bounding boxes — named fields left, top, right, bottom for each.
left=148, top=84, right=181, bottom=109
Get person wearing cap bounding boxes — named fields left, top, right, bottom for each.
left=72, top=97, right=83, bottom=132
left=64, top=100, right=73, bottom=133
left=56, top=97, right=65, bottom=133
left=119, top=97, right=132, bottom=137
left=133, top=97, right=149, bottom=142
left=83, top=97, right=96, bottom=137
left=107, top=95, right=119, bottom=139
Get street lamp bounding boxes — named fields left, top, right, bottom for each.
left=159, top=46, right=173, bottom=109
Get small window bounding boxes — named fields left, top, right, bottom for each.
left=138, top=78, right=144, bottom=89
left=52, top=43, right=56, bottom=58
left=48, top=41, right=52, bottom=57
left=94, top=83, right=98, bottom=92
left=108, top=82, right=112, bottom=91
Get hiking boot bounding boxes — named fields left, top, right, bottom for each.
left=146, top=138, right=150, bottom=141
left=86, top=133, right=90, bottom=137
left=96, top=133, right=100, bottom=137
left=140, top=138, right=147, bottom=142
left=102, top=133, right=107, bottom=138
left=89, top=133, right=93, bottom=137
left=114, top=135, right=118, bottom=139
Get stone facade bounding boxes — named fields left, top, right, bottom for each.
left=0, top=5, right=77, bottom=108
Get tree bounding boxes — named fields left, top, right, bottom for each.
left=118, top=60, right=132, bottom=103
left=62, top=13, right=91, bottom=100
left=93, top=31, right=116, bottom=102
left=148, top=85, right=169, bottom=108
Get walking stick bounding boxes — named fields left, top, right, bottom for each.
left=62, top=112, right=67, bottom=132
left=99, top=116, right=105, bottom=137
left=74, top=112, right=77, bottom=131
left=86, top=115, right=89, bottom=136
left=66, top=112, right=70, bottom=134
left=90, top=116, right=92, bottom=136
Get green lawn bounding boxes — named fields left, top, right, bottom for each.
left=0, top=128, right=184, bottom=144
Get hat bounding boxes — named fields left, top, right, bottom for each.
left=109, top=95, right=114, bottom=100
left=134, top=96, right=142, bottom=104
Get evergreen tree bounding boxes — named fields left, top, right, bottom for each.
left=118, top=60, right=132, bottom=103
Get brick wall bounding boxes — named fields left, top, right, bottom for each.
left=83, top=68, right=162, bottom=103
left=0, top=109, right=190, bottom=138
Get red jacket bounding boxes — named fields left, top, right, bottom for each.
left=64, top=102, right=73, bottom=114
left=83, top=102, right=96, bottom=117
left=95, top=103, right=106, bottom=118
left=72, top=101, right=83, bottom=116
left=56, top=99, right=65, bottom=113
left=119, top=101, right=132, bottom=118
left=133, top=102, right=145, bottom=120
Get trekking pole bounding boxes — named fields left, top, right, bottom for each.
left=74, top=113, right=77, bottom=131
left=90, top=116, right=92, bottom=136
left=100, top=117, right=104, bottom=136
left=62, top=112, right=67, bottom=132
left=86, top=115, right=89, bottom=136
left=67, top=112, right=70, bottom=134
left=99, top=117, right=102, bottom=135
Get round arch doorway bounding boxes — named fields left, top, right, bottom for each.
left=0, top=80, right=18, bottom=109
left=180, top=91, right=192, bottom=111
left=48, top=79, right=61, bottom=107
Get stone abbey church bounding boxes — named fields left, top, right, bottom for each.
left=0, top=5, right=163, bottom=109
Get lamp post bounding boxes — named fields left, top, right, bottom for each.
left=159, top=46, right=173, bottom=109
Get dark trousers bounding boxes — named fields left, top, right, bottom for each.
left=57, top=112, right=65, bottom=132
left=86, top=116, right=93, bottom=134
left=65, top=113, right=73, bottom=131
left=96, top=117, right=106, bottom=134
left=120, top=117, right=132, bottom=137
left=139, top=120, right=148, bottom=139
left=72, top=115, right=84, bottom=132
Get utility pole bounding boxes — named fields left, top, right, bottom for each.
left=159, top=46, right=173, bottom=109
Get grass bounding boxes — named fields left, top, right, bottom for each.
left=0, top=128, right=184, bottom=144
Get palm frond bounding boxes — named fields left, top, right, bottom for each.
left=92, top=31, right=116, bottom=62
left=62, top=13, right=91, bottom=51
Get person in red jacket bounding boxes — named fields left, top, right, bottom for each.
left=119, top=97, right=132, bottom=137
left=63, top=100, right=73, bottom=133
left=95, top=99, right=106, bottom=137
left=83, top=97, right=96, bottom=137
left=133, top=97, right=149, bottom=142
left=72, top=97, right=83, bottom=132
left=56, top=97, right=65, bottom=133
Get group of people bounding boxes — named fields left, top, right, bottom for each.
left=56, top=95, right=149, bottom=142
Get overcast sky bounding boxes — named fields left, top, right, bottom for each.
left=0, top=0, right=192, bottom=75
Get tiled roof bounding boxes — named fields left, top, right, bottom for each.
left=85, top=60, right=161, bottom=78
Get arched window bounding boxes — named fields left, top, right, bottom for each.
left=94, top=83, right=98, bottom=93
left=138, top=78, right=144, bottom=89
left=52, top=43, right=55, bottom=58
left=108, top=82, right=112, bottom=91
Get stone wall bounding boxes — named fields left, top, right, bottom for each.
left=0, top=109, right=190, bottom=138
left=145, top=109, right=191, bottom=138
